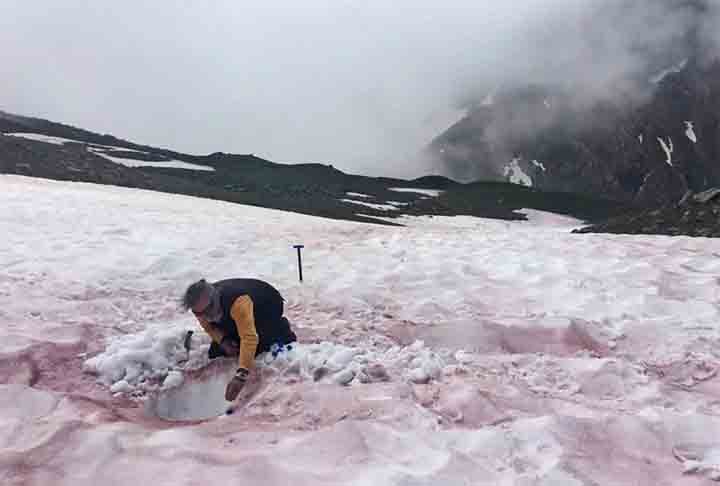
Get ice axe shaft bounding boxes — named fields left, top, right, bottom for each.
left=183, top=330, right=193, bottom=362
left=293, top=245, right=305, bottom=282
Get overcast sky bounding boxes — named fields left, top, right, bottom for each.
left=2, top=1, right=718, bottom=178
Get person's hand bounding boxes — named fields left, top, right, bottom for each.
left=220, top=337, right=239, bottom=356
left=225, top=368, right=249, bottom=401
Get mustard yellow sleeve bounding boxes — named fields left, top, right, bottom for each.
left=197, top=317, right=225, bottom=344
left=230, top=295, right=259, bottom=370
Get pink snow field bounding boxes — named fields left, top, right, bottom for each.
left=2, top=175, right=720, bottom=485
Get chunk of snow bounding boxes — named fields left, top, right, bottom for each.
left=162, top=371, right=184, bottom=390
left=110, top=380, right=132, bottom=394
left=503, top=158, right=533, bottom=187
left=685, top=122, right=698, bottom=143
left=408, top=368, right=431, bottom=384
left=332, top=368, right=356, bottom=386
left=454, top=350, right=475, bottom=364
left=326, top=347, right=360, bottom=370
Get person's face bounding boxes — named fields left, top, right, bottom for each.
left=191, top=287, right=222, bottom=321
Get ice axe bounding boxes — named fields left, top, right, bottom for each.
left=294, top=244, right=305, bottom=282
left=182, top=330, right=193, bottom=363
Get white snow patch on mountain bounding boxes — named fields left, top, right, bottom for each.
left=340, top=199, right=400, bottom=211
left=7, top=132, right=143, bottom=153
left=6, top=132, right=214, bottom=171
left=345, top=192, right=373, bottom=199
left=388, top=187, right=444, bottom=197
left=650, top=58, right=688, bottom=84
left=503, top=158, right=533, bottom=186
left=658, top=137, right=674, bottom=166
left=685, top=121, right=698, bottom=143
left=5, top=132, right=80, bottom=145
left=94, top=152, right=215, bottom=171
left=531, top=160, right=547, bottom=172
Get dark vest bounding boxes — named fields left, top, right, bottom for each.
left=211, top=278, right=285, bottom=338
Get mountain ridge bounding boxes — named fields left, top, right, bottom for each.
left=0, top=109, right=630, bottom=228
left=428, top=54, right=720, bottom=209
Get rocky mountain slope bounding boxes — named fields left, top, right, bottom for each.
left=430, top=59, right=720, bottom=208
left=0, top=111, right=629, bottom=227
left=428, top=1, right=720, bottom=209
left=574, top=187, right=720, bottom=237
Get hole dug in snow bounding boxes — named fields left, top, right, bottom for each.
left=144, top=364, right=236, bottom=421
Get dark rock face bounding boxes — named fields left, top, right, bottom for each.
left=573, top=188, right=720, bottom=237
left=0, top=134, right=156, bottom=187
left=1, top=129, right=630, bottom=227
left=431, top=60, right=720, bottom=208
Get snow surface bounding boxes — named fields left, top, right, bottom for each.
left=685, top=121, right=698, bottom=144
left=4, top=174, right=720, bottom=484
left=388, top=187, right=444, bottom=197
left=503, top=157, right=533, bottom=186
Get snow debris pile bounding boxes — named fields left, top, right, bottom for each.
left=293, top=339, right=445, bottom=386
left=83, top=324, right=448, bottom=396
left=82, top=325, right=213, bottom=395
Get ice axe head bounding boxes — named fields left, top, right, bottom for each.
left=183, top=330, right=194, bottom=353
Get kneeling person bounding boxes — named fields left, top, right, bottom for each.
left=182, top=278, right=297, bottom=401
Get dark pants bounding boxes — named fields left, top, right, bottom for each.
left=208, top=315, right=297, bottom=360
